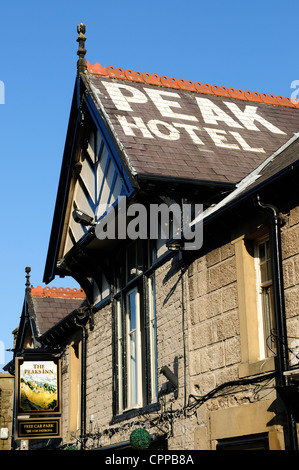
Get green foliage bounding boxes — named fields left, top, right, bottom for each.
left=130, top=428, right=151, bottom=450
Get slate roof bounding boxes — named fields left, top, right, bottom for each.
left=27, top=286, right=86, bottom=337
left=244, top=133, right=299, bottom=190
left=83, top=62, right=299, bottom=185
left=189, top=133, right=299, bottom=228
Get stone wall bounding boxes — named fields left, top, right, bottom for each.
left=58, top=204, right=299, bottom=450
left=282, top=206, right=299, bottom=365
left=0, top=373, right=14, bottom=450
left=85, top=303, right=113, bottom=445
left=188, top=243, right=239, bottom=397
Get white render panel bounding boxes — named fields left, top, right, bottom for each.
left=80, top=159, right=96, bottom=205
left=74, top=182, right=94, bottom=219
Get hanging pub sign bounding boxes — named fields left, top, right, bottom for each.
left=16, top=355, right=61, bottom=415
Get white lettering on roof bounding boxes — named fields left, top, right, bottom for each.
left=147, top=120, right=180, bottom=140
left=204, top=128, right=239, bottom=149
left=173, top=123, right=205, bottom=145
left=224, top=102, right=286, bottom=134
left=102, top=82, right=148, bottom=111
left=230, top=131, right=265, bottom=153
left=195, top=97, right=243, bottom=128
left=144, top=88, right=198, bottom=121
left=101, top=80, right=287, bottom=152
left=116, top=115, right=154, bottom=138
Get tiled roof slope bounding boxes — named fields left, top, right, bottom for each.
left=195, top=134, right=299, bottom=224
left=84, top=62, right=299, bottom=185
left=29, top=286, right=86, bottom=336
left=240, top=134, right=299, bottom=194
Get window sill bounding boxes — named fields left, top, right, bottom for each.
left=111, top=402, right=160, bottom=425
left=239, top=356, right=276, bottom=378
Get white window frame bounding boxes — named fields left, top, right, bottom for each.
left=148, top=276, right=158, bottom=403
left=116, top=299, right=123, bottom=412
left=255, top=236, right=276, bottom=359
left=126, top=287, right=142, bottom=409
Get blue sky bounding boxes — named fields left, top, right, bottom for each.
left=1, top=0, right=299, bottom=370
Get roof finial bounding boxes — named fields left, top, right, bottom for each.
left=25, top=266, right=31, bottom=290
left=77, top=23, right=87, bottom=75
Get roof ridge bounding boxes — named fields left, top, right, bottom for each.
left=31, top=285, right=86, bottom=299
left=87, top=61, right=299, bottom=109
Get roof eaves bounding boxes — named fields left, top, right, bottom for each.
left=38, top=301, right=88, bottom=346
left=38, top=310, right=76, bottom=345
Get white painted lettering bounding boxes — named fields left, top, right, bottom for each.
left=116, top=115, right=153, bottom=138
left=173, top=123, right=205, bottom=145
left=102, top=81, right=148, bottom=111
left=147, top=120, right=180, bottom=140
left=224, top=102, right=286, bottom=134
left=196, top=97, right=243, bottom=128
left=204, top=128, right=239, bottom=149
left=230, top=131, right=265, bottom=153
left=144, top=88, right=198, bottom=121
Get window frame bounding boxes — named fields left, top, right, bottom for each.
left=125, top=286, right=142, bottom=409
left=234, top=226, right=276, bottom=378
left=254, top=235, right=276, bottom=359
left=113, top=240, right=158, bottom=416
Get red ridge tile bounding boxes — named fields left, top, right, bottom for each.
left=31, top=286, right=86, bottom=299
left=86, top=61, right=299, bottom=109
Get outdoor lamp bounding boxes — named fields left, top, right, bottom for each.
left=72, top=209, right=95, bottom=226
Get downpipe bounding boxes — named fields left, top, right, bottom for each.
left=74, top=309, right=89, bottom=451
left=256, top=195, right=298, bottom=450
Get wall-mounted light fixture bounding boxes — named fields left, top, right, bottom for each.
left=72, top=209, right=95, bottom=227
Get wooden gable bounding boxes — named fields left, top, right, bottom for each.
left=63, top=124, right=132, bottom=256
left=44, top=75, right=136, bottom=287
